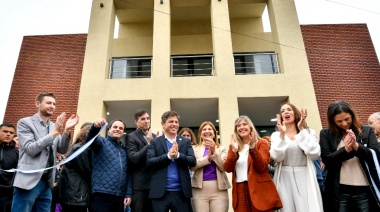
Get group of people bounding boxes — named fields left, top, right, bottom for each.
left=1, top=91, right=380, bottom=212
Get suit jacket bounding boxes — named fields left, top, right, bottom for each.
left=13, top=113, right=70, bottom=189
left=146, top=135, right=196, bottom=199
left=126, top=128, right=156, bottom=190
left=190, top=144, right=231, bottom=190
left=224, top=139, right=282, bottom=211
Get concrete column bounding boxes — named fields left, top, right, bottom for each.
left=267, top=0, right=322, bottom=130
left=210, top=0, right=235, bottom=77
left=76, top=0, right=115, bottom=133
left=150, top=98, right=171, bottom=135
left=152, top=0, right=171, bottom=79
left=218, top=96, right=239, bottom=146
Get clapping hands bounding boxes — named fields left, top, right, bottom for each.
left=169, top=141, right=179, bottom=159
left=64, top=114, right=80, bottom=135
left=297, top=108, right=308, bottom=130
left=344, top=129, right=358, bottom=152
left=230, top=134, right=239, bottom=153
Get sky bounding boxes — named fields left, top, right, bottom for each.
left=0, top=0, right=379, bottom=122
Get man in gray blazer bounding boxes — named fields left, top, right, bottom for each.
left=12, top=92, right=79, bottom=212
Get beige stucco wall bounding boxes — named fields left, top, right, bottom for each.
left=77, top=0, right=322, bottom=211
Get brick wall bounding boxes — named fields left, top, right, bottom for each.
left=301, top=24, right=380, bottom=128
left=3, top=34, right=87, bottom=129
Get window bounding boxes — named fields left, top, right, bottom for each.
left=110, top=57, right=152, bottom=79
left=171, top=55, right=214, bottom=77
left=234, top=53, right=279, bottom=75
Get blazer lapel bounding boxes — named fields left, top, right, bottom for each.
left=32, top=114, right=45, bottom=138
left=196, top=144, right=206, bottom=158
left=136, top=129, right=148, bottom=145
left=159, top=136, right=169, bottom=153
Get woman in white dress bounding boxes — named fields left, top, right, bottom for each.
left=270, top=103, right=323, bottom=212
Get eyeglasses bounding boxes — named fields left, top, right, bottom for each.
left=181, top=134, right=191, bottom=138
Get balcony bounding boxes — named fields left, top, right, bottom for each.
left=171, top=55, right=214, bottom=77
left=234, top=53, right=279, bottom=75
left=109, top=57, right=152, bottom=79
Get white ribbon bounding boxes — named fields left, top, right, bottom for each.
left=364, top=149, right=380, bottom=200
left=0, top=123, right=107, bottom=173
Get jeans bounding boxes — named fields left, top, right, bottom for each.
left=338, top=184, right=369, bottom=212
left=12, top=180, right=52, bottom=212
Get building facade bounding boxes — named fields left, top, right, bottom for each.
left=76, top=0, right=321, bottom=138
left=3, top=1, right=380, bottom=211
left=4, top=0, right=380, bottom=141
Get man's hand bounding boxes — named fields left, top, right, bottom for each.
left=52, top=112, right=66, bottom=137
left=169, top=141, right=179, bottom=159
left=124, top=197, right=131, bottom=206
left=64, top=114, right=80, bottom=135
left=94, top=118, right=107, bottom=128
left=146, top=129, right=153, bottom=144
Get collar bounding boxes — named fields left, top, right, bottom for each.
left=136, top=127, right=147, bottom=135
left=164, top=134, right=177, bottom=144
left=107, top=136, right=120, bottom=143
left=36, top=113, right=50, bottom=126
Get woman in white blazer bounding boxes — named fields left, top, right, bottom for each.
left=270, top=103, right=323, bottom=212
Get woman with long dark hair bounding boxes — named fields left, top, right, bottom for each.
left=59, top=122, right=92, bottom=212
left=320, top=100, right=380, bottom=212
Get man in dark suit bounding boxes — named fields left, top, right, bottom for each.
left=147, top=111, right=196, bottom=212
left=126, top=109, right=156, bottom=212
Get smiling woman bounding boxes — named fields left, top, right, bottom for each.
left=320, top=100, right=380, bottom=212
left=224, top=116, right=282, bottom=212
left=270, top=103, right=322, bottom=212
left=190, top=121, right=230, bottom=212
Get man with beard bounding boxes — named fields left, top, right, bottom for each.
left=147, top=111, right=196, bottom=212
left=126, top=109, right=157, bottom=212
left=12, top=92, right=79, bottom=212
left=0, top=123, right=18, bottom=212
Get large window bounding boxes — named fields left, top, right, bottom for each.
left=110, top=57, right=152, bottom=79
left=171, top=55, right=214, bottom=77
left=234, top=53, right=279, bottom=75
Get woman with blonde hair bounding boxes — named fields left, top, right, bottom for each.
left=190, top=121, right=230, bottom=212
left=224, top=116, right=282, bottom=212
left=270, top=103, right=322, bottom=212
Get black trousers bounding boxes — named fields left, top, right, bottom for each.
left=338, top=184, right=370, bottom=212
left=91, top=193, right=124, bottom=212
left=151, top=191, right=192, bottom=212
left=131, top=189, right=151, bottom=212
left=61, top=204, right=88, bottom=212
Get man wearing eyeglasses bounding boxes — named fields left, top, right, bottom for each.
left=368, top=112, right=380, bottom=147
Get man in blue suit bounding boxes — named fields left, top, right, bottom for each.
left=147, top=111, right=196, bottom=212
